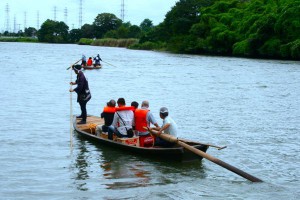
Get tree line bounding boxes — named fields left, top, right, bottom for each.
left=137, top=0, right=299, bottom=60
left=1, top=0, right=299, bottom=60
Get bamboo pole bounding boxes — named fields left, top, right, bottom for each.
left=148, top=128, right=262, bottom=182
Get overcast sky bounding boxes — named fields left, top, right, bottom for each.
left=1, top=0, right=178, bottom=32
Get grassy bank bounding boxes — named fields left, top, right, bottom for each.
left=0, top=37, right=38, bottom=43
left=78, top=38, right=139, bottom=48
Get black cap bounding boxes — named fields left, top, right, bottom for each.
left=72, top=64, right=82, bottom=71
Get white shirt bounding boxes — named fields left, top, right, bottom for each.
left=162, top=116, right=178, bottom=137
left=112, top=110, right=134, bottom=135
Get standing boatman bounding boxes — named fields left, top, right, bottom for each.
left=69, top=64, right=91, bottom=124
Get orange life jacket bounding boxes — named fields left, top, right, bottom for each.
left=134, top=109, right=149, bottom=132
left=103, top=106, right=116, bottom=113
left=87, top=59, right=93, bottom=66
left=115, top=106, right=135, bottom=111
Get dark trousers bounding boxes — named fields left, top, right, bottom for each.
left=79, top=101, right=87, bottom=121
left=108, top=126, right=127, bottom=140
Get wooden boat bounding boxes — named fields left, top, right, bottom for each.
left=73, top=115, right=209, bottom=162
left=83, top=64, right=102, bottom=70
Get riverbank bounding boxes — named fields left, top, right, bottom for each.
left=0, top=37, right=38, bottom=43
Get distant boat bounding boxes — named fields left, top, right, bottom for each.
left=83, top=64, right=102, bottom=70
left=73, top=115, right=209, bottom=162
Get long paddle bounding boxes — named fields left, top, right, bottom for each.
left=101, top=60, right=117, bottom=67
left=146, top=128, right=262, bottom=182
left=179, top=138, right=227, bottom=150
left=66, top=59, right=81, bottom=70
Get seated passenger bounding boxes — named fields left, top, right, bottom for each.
left=87, top=57, right=93, bottom=66
left=152, top=107, right=178, bottom=147
left=100, top=99, right=116, bottom=132
left=108, top=98, right=134, bottom=140
left=134, top=100, right=159, bottom=147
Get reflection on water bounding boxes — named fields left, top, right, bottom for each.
left=71, top=134, right=207, bottom=190
left=72, top=138, right=90, bottom=191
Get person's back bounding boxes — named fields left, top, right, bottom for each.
left=101, top=99, right=116, bottom=132
left=134, top=101, right=159, bottom=147
left=114, top=107, right=134, bottom=134
left=94, top=54, right=102, bottom=65
left=87, top=57, right=93, bottom=66
left=134, top=100, right=159, bottom=136
left=108, top=98, right=134, bottom=140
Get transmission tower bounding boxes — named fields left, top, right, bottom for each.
left=79, top=0, right=83, bottom=28
left=53, top=6, right=57, bottom=21
left=13, top=15, right=17, bottom=33
left=37, top=11, right=40, bottom=29
left=24, top=12, right=27, bottom=30
left=5, top=3, right=10, bottom=32
left=64, top=7, right=68, bottom=25
left=121, top=0, right=125, bottom=21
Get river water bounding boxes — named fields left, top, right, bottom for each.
left=0, top=42, right=299, bottom=199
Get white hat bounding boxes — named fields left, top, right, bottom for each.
left=160, top=107, right=168, bottom=113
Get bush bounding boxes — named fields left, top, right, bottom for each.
left=78, top=38, right=93, bottom=45
left=280, top=39, right=300, bottom=60
left=91, top=38, right=138, bottom=47
left=259, top=38, right=281, bottom=58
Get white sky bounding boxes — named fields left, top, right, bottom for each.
left=1, top=0, right=178, bottom=32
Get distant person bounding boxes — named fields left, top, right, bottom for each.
left=87, top=57, right=93, bottom=66
left=69, top=64, right=91, bottom=124
left=81, top=54, right=87, bottom=66
left=152, top=107, right=177, bottom=147
left=93, top=54, right=102, bottom=66
left=100, top=99, right=116, bottom=132
left=134, top=100, right=159, bottom=147
left=108, top=98, right=134, bottom=140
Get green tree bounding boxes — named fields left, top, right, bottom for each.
left=93, top=13, right=122, bottom=38
left=24, top=27, right=37, bottom=37
left=37, top=19, right=69, bottom=43
left=128, top=25, right=141, bottom=38
left=80, top=24, right=95, bottom=38
left=69, top=29, right=82, bottom=43
left=139, top=19, right=154, bottom=33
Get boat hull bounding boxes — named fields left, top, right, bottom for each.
left=73, top=116, right=209, bottom=162
left=83, top=64, right=102, bottom=70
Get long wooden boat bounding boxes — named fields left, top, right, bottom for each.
left=73, top=115, right=209, bottom=162
left=83, top=64, right=102, bottom=70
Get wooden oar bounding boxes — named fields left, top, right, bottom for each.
left=66, top=59, right=81, bottom=70
left=179, top=138, right=227, bottom=150
left=146, top=128, right=262, bottom=182
left=101, top=60, right=117, bottom=67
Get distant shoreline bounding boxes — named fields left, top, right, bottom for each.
left=1, top=37, right=299, bottom=61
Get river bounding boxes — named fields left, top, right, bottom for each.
left=0, top=42, right=299, bottom=199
